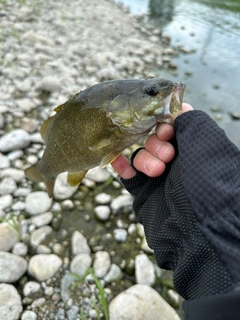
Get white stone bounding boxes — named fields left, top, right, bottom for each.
left=94, top=205, right=111, bottom=221
left=21, top=310, right=37, bottom=320
left=30, top=225, right=52, bottom=246
left=12, top=242, right=28, bottom=256
left=110, top=194, right=133, bottom=214
left=23, top=281, right=41, bottom=297
left=0, top=154, right=10, bottom=169
left=70, top=253, right=92, bottom=277
left=28, top=254, right=62, bottom=281
left=104, top=263, right=122, bottom=284
left=135, top=254, right=156, bottom=286
left=94, top=192, right=112, bottom=204
left=0, top=252, right=28, bottom=282
left=113, top=228, right=128, bottom=242
left=109, top=284, right=181, bottom=320
left=7, top=150, right=24, bottom=161
left=0, top=223, right=19, bottom=251
left=16, top=98, right=36, bottom=112
left=25, top=192, right=52, bottom=215
left=0, top=129, right=31, bottom=152
left=53, top=172, right=78, bottom=200
left=0, top=284, right=22, bottom=320
left=30, top=211, right=53, bottom=227
left=93, top=251, right=111, bottom=278
left=37, top=76, right=62, bottom=92
left=86, top=166, right=110, bottom=183
left=11, top=201, right=26, bottom=211
left=0, top=177, right=17, bottom=194
left=71, top=231, right=91, bottom=255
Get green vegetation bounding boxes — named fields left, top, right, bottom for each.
left=71, top=269, right=109, bottom=320
left=0, top=215, right=22, bottom=239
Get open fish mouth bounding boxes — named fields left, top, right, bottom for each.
left=170, top=82, right=186, bottom=115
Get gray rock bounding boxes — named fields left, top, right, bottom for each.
left=11, top=201, right=26, bottom=211
left=113, top=228, right=128, bottom=242
left=0, top=129, right=31, bottom=152
left=0, top=223, right=19, bottom=251
left=53, top=172, right=78, bottom=200
left=70, top=253, right=92, bottom=277
left=93, top=251, right=111, bottom=278
left=7, top=150, right=24, bottom=161
left=0, top=283, right=23, bottom=320
left=1, top=168, right=25, bottom=182
left=60, top=272, right=77, bottom=304
left=71, top=231, right=91, bottom=256
left=23, top=281, right=42, bottom=298
left=104, top=263, right=122, bottom=284
left=0, top=252, right=27, bottom=282
left=135, top=254, right=156, bottom=286
left=14, top=187, right=31, bottom=197
left=66, top=305, right=80, bottom=320
left=0, top=153, right=10, bottom=169
left=12, top=242, right=28, bottom=256
left=30, top=225, right=52, bottom=246
left=28, top=254, right=62, bottom=281
left=21, top=310, right=37, bottom=320
left=25, top=192, right=52, bottom=215
left=0, top=194, right=13, bottom=210
left=30, top=211, right=53, bottom=227
left=0, top=177, right=17, bottom=194
left=109, top=284, right=181, bottom=320
left=94, top=205, right=111, bottom=221
left=110, top=194, right=133, bottom=214
left=31, top=297, right=46, bottom=308
left=56, top=307, right=65, bottom=320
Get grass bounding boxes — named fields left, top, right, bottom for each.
left=0, top=215, right=22, bottom=240
left=71, top=268, right=109, bottom=320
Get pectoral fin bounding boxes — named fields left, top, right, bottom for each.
left=89, top=138, right=112, bottom=151
left=67, top=171, right=87, bottom=187
left=100, top=150, right=123, bottom=168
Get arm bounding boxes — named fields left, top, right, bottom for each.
left=112, top=105, right=240, bottom=320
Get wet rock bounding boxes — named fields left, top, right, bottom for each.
left=0, top=223, right=19, bottom=251
left=0, top=252, right=28, bottom=283
left=71, top=231, right=91, bottom=255
left=110, top=194, right=133, bottom=213
left=70, top=253, right=92, bottom=277
left=21, top=310, right=37, bottom=320
left=30, top=211, right=53, bottom=227
left=30, top=225, right=53, bottom=246
left=25, top=191, right=52, bottom=215
left=0, top=177, right=17, bottom=194
left=230, top=111, right=240, bottom=120
left=0, top=194, right=13, bottom=210
left=135, top=254, right=156, bottom=286
left=0, top=284, right=23, bottom=320
left=12, top=242, right=28, bottom=256
left=94, top=205, right=111, bottom=221
left=113, top=228, right=128, bottom=242
left=28, top=254, right=62, bottom=281
left=0, top=129, right=31, bottom=152
left=53, top=172, right=78, bottom=200
left=93, top=251, right=111, bottom=278
left=109, top=284, right=181, bottom=320
left=104, top=263, right=122, bottom=283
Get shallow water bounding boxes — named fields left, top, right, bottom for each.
left=115, top=0, right=240, bottom=147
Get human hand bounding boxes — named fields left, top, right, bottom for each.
left=111, top=103, right=193, bottom=179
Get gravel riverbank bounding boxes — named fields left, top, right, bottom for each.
left=0, top=0, right=182, bottom=319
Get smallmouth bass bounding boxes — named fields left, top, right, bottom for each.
left=25, top=78, right=186, bottom=197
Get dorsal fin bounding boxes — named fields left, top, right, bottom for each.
left=54, top=104, right=64, bottom=113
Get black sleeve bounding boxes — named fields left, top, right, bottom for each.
left=121, top=110, right=240, bottom=318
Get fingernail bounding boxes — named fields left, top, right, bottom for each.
left=145, top=158, right=160, bottom=172
left=155, top=143, right=169, bottom=160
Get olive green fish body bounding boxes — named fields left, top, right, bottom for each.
left=25, top=78, right=185, bottom=197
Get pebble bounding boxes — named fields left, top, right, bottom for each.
left=30, top=211, right=53, bottom=227
left=23, top=281, right=42, bottom=298
left=0, top=153, right=10, bottom=168
left=0, top=252, right=28, bottom=283
left=28, top=254, right=62, bottom=281
left=0, top=177, right=17, bottom=194
left=110, top=285, right=181, bottom=320
left=12, top=242, right=28, bottom=256
left=113, top=228, right=128, bottom=242
left=86, top=166, right=110, bottom=183
left=94, top=205, right=111, bottom=221
left=7, top=150, right=24, bottom=161
left=93, top=251, right=111, bottom=278
left=12, top=201, right=26, bottom=211
left=70, top=253, right=92, bottom=277
left=94, top=192, right=112, bottom=204
left=0, top=112, right=4, bottom=129
left=25, top=191, right=52, bottom=215
left=53, top=172, right=78, bottom=200
left=104, top=263, right=122, bottom=283
left=71, top=231, right=91, bottom=255
left=30, top=225, right=53, bottom=246
left=110, top=194, right=133, bottom=214
left=0, top=223, right=19, bottom=251
left=0, top=284, right=23, bottom=320
left=135, top=254, right=156, bottom=286
left=37, top=76, right=62, bottom=92
left=66, top=305, right=80, bottom=320
left=0, top=129, right=31, bottom=152
left=21, top=310, right=37, bottom=320
left=2, top=168, right=25, bottom=183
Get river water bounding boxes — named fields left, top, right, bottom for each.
left=115, top=0, right=240, bottom=147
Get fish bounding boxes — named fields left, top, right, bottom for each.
left=25, top=78, right=186, bottom=197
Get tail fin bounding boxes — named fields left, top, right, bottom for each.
left=25, top=165, right=55, bottom=198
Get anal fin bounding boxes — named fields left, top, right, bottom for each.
left=100, top=150, right=123, bottom=168
left=67, top=171, right=87, bottom=187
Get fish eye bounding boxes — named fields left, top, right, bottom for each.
left=144, top=84, right=159, bottom=96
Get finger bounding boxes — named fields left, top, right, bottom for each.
left=182, top=102, right=194, bottom=112
left=133, top=149, right=166, bottom=177
left=111, top=154, right=136, bottom=179
left=145, top=134, right=175, bottom=163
